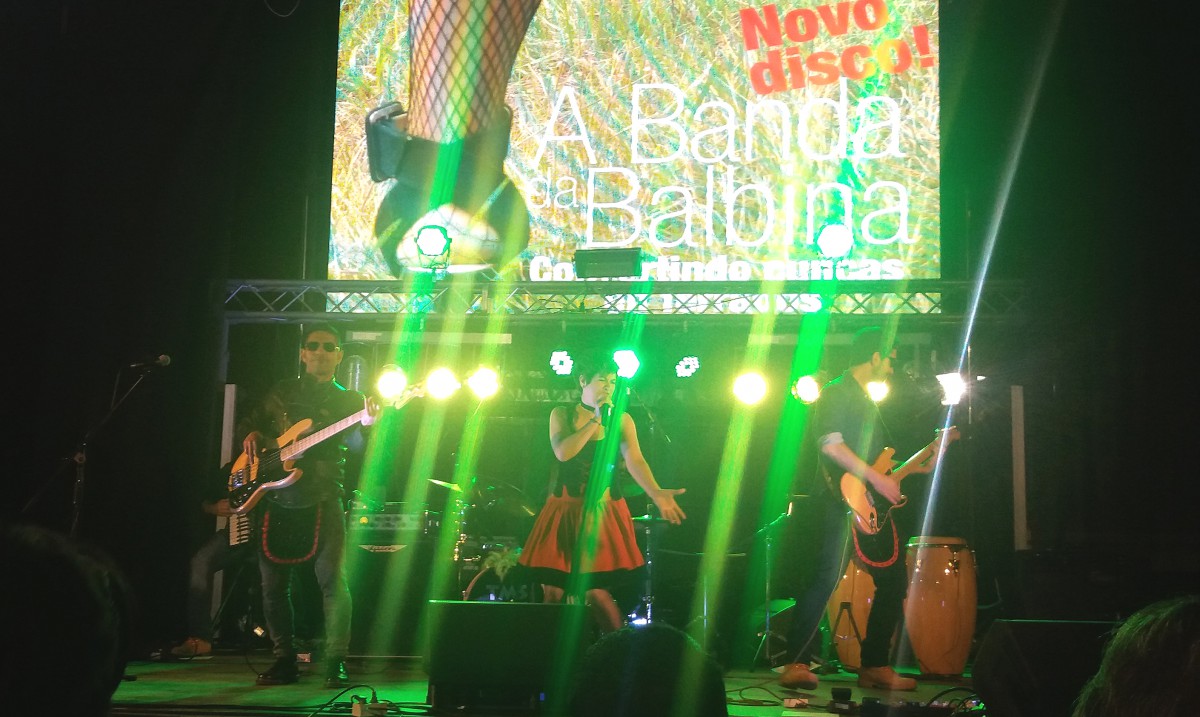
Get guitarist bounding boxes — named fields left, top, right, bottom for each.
left=238, top=323, right=378, bottom=688
left=779, top=326, right=934, bottom=693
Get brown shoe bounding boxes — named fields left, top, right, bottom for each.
left=857, top=665, right=917, bottom=691
left=169, top=637, right=212, bottom=658
left=778, top=662, right=819, bottom=690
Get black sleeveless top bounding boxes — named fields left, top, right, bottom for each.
left=551, top=411, right=624, bottom=501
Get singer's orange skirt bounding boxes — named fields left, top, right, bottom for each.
left=517, top=493, right=645, bottom=591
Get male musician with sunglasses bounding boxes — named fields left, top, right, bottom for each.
left=237, top=323, right=378, bottom=688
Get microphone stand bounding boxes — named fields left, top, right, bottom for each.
left=741, top=510, right=790, bottom=668
left=632, top=387, right=671, bottom=445
left=76, top=369, right=157, bottom=536
left=26, top=367, right=154, bottom=536
left=20, top=364, right=157, bottom=687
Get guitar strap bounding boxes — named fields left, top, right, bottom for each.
left=853, top=519, right=900, bottom=568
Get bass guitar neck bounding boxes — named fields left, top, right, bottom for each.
left=226, top=386, right=425, bottom=516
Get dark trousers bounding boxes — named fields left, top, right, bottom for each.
left=185, top=528, right=251, bottom=641
left=785, top=492, right=908, bottom=668
left=258, top=498, right=352, bottom=659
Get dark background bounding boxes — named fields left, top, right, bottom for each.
left=7, top=0, right=1195, bottom=659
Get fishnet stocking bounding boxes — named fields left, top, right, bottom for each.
left=407, top=0, right=541, bottom=141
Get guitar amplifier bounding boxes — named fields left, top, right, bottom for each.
left=346, top=502, right=444, bottom=656
left=348, top=502, right=441, bottom=548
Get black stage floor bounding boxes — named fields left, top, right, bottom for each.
left=112, top=649, right=984, bottom=717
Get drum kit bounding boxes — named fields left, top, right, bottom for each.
left=424, top=477, right=673, bottom=607
left=426, top=476, right=538, bottom=602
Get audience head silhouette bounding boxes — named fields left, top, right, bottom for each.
left=569, top=622, right=728, bottom=717
left=0, top=520, right=133, bottom=716
left=1072, top=593, right=1200, bottom=717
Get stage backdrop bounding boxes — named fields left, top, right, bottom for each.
left=329, top=0, right=939, bottom=287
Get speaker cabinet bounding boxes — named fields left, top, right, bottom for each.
left=424, top=601, right=593, bottom=714
left=972, top=619, right=1117, bottom=717
left=346, top=530, right=443, bottom=657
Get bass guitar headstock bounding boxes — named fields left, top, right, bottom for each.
left=936, top=425, right=961, bottom=445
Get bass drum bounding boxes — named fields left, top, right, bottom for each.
left=462, top=565, right=543, bottom=603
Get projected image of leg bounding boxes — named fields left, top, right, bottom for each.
left=371, top=0, right=541, bottom=277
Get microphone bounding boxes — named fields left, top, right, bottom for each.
left=129, top=354, right=171, bottom=371
left=600, top=403, right=613, bottom=423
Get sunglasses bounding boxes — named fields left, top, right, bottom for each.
left=303, top=341, right=340, bottom=352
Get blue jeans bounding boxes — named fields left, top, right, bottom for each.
left=258, top=498, right=352, bottom=659
left=185, top=528, right=251, bottom=640
left=785, top=492, right=908, bottom=668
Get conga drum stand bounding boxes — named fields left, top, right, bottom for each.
left=820, top=599, right=862, bottom=673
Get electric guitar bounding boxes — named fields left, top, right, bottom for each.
left=227, top=386, right=423, bottom=516
left=839, top=426, right=960, bottom=535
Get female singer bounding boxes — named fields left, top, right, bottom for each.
left=517, top=354, right=686, bottom=632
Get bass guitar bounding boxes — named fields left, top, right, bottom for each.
left=227, top=386, right=423, bottom=516
left=840, top=426, right=960, bottom=535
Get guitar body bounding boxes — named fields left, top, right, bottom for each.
left=840, top=447, right=908, bottom=535
left=224, top=385, right=425, bottom=518
left=839, top=427, right=960, bottom=535
left=227, top=419, right=312, bottom=516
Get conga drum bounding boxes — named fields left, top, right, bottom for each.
left=825, top=558, right=875, bottom=670
left=903, top=536, right=977, bottom=676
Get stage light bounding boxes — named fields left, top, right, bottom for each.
left=549, top=350, right=573, bottom=376
left=675, top=355, right=700, bottom=378
left=612, top=349, right=640, bottom=379
left=816, top=223, right=853, bottom=258
left=791, top=375, right=821, bottom=404
left=414, top=225, right=451, bottom=258
left=425, top=367, right=461, bottom=400
left=733, top=372, right=767, bottom=405
left=466, top=367, right=500, bottom=399
left=866, top=381, right=889, bottom=403
left=393, top=205, right=500, bottom=277
left=936, top=372, right=967, bottom=406
left=375, top=365, right=409, bottom=400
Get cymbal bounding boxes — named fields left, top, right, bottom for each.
left=427, top=477, right=535, bottom=517
left=427, top=475, right=509, bottom=493
left=632, top=514, right=672, bottom=524
left=474, top=481, right=536, bottom=517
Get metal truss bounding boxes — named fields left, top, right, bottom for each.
left=223, top=278, right=1028, bottom=329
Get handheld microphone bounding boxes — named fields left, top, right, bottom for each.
left=129, top=354, right=171, bottom=371
left=600, top=403, right=613, bottom=423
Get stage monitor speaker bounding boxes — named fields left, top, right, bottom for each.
left=972, top=619, right=1117, bottom=717
left=424, top=600, right=592, bottom=714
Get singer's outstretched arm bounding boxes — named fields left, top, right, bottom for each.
left=617, top=415, right=686, bottom=525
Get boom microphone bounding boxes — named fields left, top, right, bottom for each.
left=129, top=354, right=172, bottom=370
